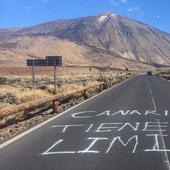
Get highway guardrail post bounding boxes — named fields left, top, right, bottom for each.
left=99, top=84, right=103, bottom=92
left=53, top=91, right=59, bottom=113
left=84, top=89, right=87, bottom=99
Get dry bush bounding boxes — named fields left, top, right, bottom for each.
left=0, top=77, right=7, bottom=85
left=0, top=86, right=50, bottom=109
left=0, top=102, right=12, bottom=110
left=46, top=84, right=54, bottom=93
left=14, top=89, right=50, bottom=104
left=58, top=83, right=84, bottom=93
left=57, top=80, right=99, bottom=94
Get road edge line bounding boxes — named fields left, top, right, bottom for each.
left=156, top=119, right=170, bottom=170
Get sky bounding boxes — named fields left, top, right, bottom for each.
left=0, top=0, right=170, bottom=33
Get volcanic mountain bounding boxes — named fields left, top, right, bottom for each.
left=1, top=11, right=170, bottom=69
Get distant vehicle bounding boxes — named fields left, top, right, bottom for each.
left=147, top=71, right=152, bottom=75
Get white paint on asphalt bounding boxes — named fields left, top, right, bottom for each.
left=42, top=139, right=76, bottom=155
left=165, top=110, right=168, bottom=116
left=40, top=121, right=169, bottom=154
left=157, top=119, right=170, bottom=170
left=142, top=122, right=168, bottom=131
left=117, top=122, right=140, bottom=131
left=71, top=110, right=167, bottom=118
left=149, top=88, right=153, bottom=94
left=147, top=79, right=170, bottom=169
left=72, top=111, right=95, bottom=118
left=106, top=135, right=138, bottom=154
left=85, top=124, right=94, bottom=132
left=95, top=122, right=140, bottom=132
left=147, top=80, right=157, bottom=111
left=144, top=134, right=170, bottom=152
left=96, top=123, right=121, bottom=132
left=78, top=138, right=108, bottom=153
left=152, top=97, right=157, bottom=111
left=147, top=82, right=152, bottom=94
left=145, top=110, right=161, bottom=116
left=144, top=121, right=170, bottom=169
left=52, top=124, right=85, bottom=133
left=50, top=121, right=169, bottom=133
left=43, top=136, right=139, bottom=154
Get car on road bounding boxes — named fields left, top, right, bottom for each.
left=147, top=71, right=152, bottom=75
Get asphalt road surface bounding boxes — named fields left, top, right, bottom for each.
left=1, top=75, right=170, bottom=170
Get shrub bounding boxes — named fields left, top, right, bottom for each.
left=127, top=75, right=132, bottom=78
left=59, top=95, right=74, bottom=103
left=0, top=77, right=7, bottom=85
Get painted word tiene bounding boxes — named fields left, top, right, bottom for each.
left=51, top=122, right=168, bottom=133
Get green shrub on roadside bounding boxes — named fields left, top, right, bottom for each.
left=59, top=95, right=74, bottom=104
left=127, top=75, right=132, bottom=78
left=0, top=77, right=7, bottom=85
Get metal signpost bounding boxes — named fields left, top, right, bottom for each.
left=27, top=56, right=62, bottom=113
left=110, top=62, right=113, bottom=86
left=27, top=59, right=47, bottom=92
left=46, top=56, right=62, bottom=92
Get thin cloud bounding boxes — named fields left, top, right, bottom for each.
left=120, top=0, right=126, bottom=2
left=138, top=13, right=145, bottom=17
left=128, top=7, right=139, bottom=12
left=43, top=0, right=50, bottom=2
left=24, top=5, right=35, bottom=9
left=156, top=16, right=160, bottom=18
left=77, top=5, right=85, bottom=8
left=110, top=0, right=118, bottom=6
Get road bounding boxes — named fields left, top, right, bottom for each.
left=1, top=75, right=170, bottom=170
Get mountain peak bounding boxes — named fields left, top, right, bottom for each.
left=99, top=11, right=112, bottom=16
left=98, top=11, right=113, bottom=22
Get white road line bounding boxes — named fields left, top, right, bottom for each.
left=152, top=97, right=157, bottom=111
left=148, top=78, right=170, bottom=169
left=147, top=80, right=157, bottom=111
left=0, top=78, right=132, bottom=150
left=149, top=87, right=152, bottom=95
left=147, top=81, right=153, bottom=95
left=156, top=119, right=170, bottom=170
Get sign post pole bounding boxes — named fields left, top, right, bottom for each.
left=110, top=62, right=113, bottom=86
left=53, top=59, right=59, bottom=113
left=54, top=59, right=57, bottom=92
left=32, top=60, right=35, bottom=93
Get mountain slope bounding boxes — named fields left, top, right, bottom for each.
left=0, top=12, right=170, bottom=69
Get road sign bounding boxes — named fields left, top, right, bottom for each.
left=47, top=60, right=62, bottom=66
left=27, top=59, right=47, bottom=66
left=46, top=56, right=62, bottom=66
left=46, top=56, right=62, bottom=60
left=27, top=60, right=34, bottom=66
left=27, top=57, right=62, bottom=66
